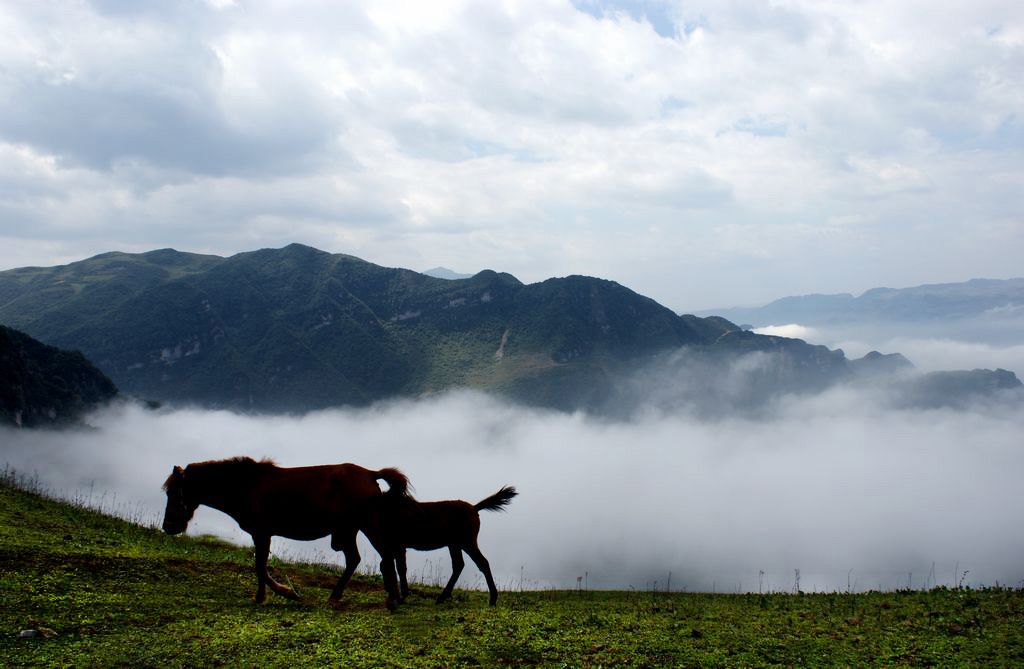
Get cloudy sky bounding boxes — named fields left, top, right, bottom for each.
left=1, top=0, right=1021, bottom=311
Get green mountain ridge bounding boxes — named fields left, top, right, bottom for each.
left=0, top=245, right=732, bottom=411
left=1, top=245, right=1018, bottom=413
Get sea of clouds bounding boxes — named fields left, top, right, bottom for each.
left=754, top=312, right=1024, bottom=375
left=3, top=384, right=1022, bottom=594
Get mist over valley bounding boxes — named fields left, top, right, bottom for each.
left=3, top=378, right=1021, bottom=594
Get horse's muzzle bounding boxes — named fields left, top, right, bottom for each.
left=162, top=520, right=186, bottom=535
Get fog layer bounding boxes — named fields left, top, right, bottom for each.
left=3, top=389, right=1022, bottom=593
left=754, top=315, right=1024, bottom=375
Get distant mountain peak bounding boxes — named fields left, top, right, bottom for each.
left=696, top=277, right=1024, bottom=326
left=284, top=242, right=315, bottom=249
left=423, top=267, right=475, bottom=280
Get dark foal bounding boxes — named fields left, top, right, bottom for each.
left=364, top=486, right=517, bottom=609
left=162, top=457, right=408, bottom=605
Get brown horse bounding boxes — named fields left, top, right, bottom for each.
left=363, top=485, right=517, bottom=609
left=161, top=457, right=408, bottom=605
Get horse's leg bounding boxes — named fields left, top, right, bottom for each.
left=379, top=550, right=401, bottom=611
left=253, top=534, right=269, bottom=603
left=328, top=529, right=360, bottom=603
left=397, top=548, right=409, bottom=601
left=436, top=545, right=465, bottom=604
left=254, top=534, right=299, bottom=601
left=464, top=542, right=499, bottom=606
left=353, top=529, right=401, bottom=610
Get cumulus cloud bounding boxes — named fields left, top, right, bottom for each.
left=0, top=1, right=1021, bottom=309
left=3, top=389, right=1022, bottom=593
left=0, top=2, right=342, bottom=175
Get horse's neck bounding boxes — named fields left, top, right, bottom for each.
left=192, top=465, right=262, bottom=519
left=393, top=495, right=422, bottom=515
left=198, top=487, right=241, bottom=517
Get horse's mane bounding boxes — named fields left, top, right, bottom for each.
left=206, top=456, right=277, bottom=468
left=165, top=457, right=277, bottom=491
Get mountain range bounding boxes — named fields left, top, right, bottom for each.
left=0, top=245, right=1018, bottom=414
left=696, top=278, right=1024, bottom=328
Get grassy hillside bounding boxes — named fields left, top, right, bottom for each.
left=2, top=474, right=1022, bottom=667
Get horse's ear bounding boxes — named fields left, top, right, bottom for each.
left=163, top=466, right=185, bottom=491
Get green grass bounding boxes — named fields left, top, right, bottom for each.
left=2, top=475, right=1022, bottom=667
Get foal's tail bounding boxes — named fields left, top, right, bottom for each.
left=375, top=467, right=410, bottom=496
left=474, top=485, right=518, bottom=512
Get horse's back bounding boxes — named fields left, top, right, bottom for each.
left=247, top=463, right=386, bottom=538
left=400, top=500, right=480, bottom=551
left=264, top=463, right=382, bottom=500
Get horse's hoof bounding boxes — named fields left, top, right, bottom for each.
left=386, top=598, right=399, bottom=612
left=327, top=597, right=345, bottom=611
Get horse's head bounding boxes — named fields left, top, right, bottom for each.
left=161, top=465, right=198, bottom=535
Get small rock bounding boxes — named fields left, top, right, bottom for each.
left=18, top=628, right=57, bottom=639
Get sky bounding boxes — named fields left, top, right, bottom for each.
left=3, top=390, right=1022, bottom=592
left=1, top=0, right=1022, bottom=311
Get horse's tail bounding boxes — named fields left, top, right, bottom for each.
left=474, top=485, right=517, bottom=512
left=375, top=467, right=410, bottom=496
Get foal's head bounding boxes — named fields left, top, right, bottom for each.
left=161, top=465, right=198, bottom=535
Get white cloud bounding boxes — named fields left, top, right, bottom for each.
left=0, top=0, right=1021, bottom=309
left=839, top=336, right=1024, bottom=375
left=752, top=323, right=821, bottom=340
left=775, top=315, right=1024, bottom=374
